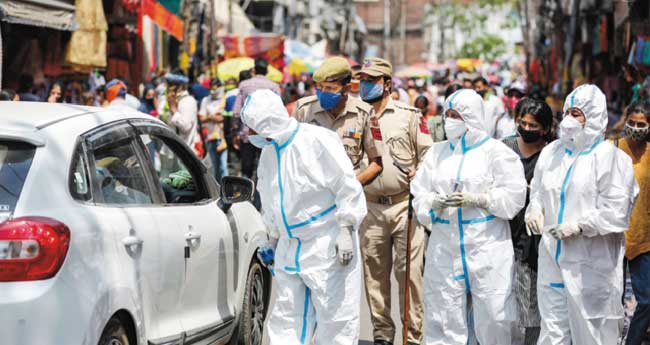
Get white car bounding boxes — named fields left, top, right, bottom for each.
left=0, top=102, right=271, bottom=345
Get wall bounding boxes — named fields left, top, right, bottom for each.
left=355, top=0, right=429, bottom=66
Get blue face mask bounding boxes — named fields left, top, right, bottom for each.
left=249, top=135, right=273, bottom=148
left=360, top=81, right=384, bottom=102
left=316, top=89, right=342, bottom=110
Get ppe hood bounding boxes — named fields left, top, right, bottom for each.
left=562, top=84, right=607, bottom=151
left=443, top=89, right=489, bottom=145
left=241, top=89, right=297, bottom=144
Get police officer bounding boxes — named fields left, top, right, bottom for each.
left=292, top=56, right=383, bottom=185
left=358, top=58, right=432, bottom=345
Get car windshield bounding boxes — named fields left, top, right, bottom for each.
left=0, top=141, right=36, bottom=220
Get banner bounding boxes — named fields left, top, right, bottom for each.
left=220, top=35, right=285, bottom=69
left=140, top=0, right=183, bottom=41
left=221, top=36, right=240, bottom=59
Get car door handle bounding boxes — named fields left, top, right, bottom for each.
left=185, top=232, right=201, bottom=241
left=122, top=235, right=144, bottom=247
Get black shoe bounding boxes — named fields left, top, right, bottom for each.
left=407, top=342, right=420, bottom=345
left=373, top=340, right=393, bottom=345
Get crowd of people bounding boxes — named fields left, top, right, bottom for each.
left=242, top=57, right=649, bottom=345
left=2, top=54, right=650, bottom=345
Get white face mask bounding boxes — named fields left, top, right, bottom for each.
left=444, top=118, right=467, bottom=140
left=559, top=115, right=584, bottom=149
left=249, top=134, right=273, bottom=149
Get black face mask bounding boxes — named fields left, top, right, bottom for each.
left=518, top=125, right=542, bottom=143
left=145, top=98, right=155, bottom=107
left=476, top=89, right=487, bottom=98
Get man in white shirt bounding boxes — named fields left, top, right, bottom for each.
left=474, top=77, right=515, bottom=139
left=166, top=71, right=199, bottom=152
left=199, top=79, right=228, bottom=180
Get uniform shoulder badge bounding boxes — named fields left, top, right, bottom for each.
left=352, top=97, right=372, bottom=114
left=296, top=95, right=319, bottom=109
left=394, top=101, right=419, bottom=113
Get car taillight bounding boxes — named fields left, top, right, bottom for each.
left=0, top=217, right=70, bottom=282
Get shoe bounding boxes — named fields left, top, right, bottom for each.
left=373, top=340, right=393, bottom=345
left=407, top=342, right=420, bottom=345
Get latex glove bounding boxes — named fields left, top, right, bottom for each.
left=445, top=192, right=490, bottom=209
left=336, top=226, right=354, bottom=266
left=549, top=223, right=581, bottom=240
left=430, top=193, right=450, bottom=211
left=257, top=237, right=278, bottom=268
left=525, top=208, right=544, bottom=236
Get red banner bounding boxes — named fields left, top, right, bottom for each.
left=140, top=0, right=183, bottom=41
left=221, top=36, right=240, bottom=59
left=220, top=35, right=285, bottom=69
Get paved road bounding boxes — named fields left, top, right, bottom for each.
left=262, top=273, right=405, bottom=345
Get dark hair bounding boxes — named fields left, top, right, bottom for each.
left=254, top=57, right=269, bottom=75
left=444, top=84, right=463, bottom=99
left=48, top=82, right=64, bottom=99
left=414, top=95, right=429, bottom=108
left=210, top=78, right=221, bottom=87
left=239, top=70, right=252, bottom=82
left=519, top=99, right=554, bottom=140
left=472, top=77, right=488, bottom=86
left=513, top=97, right=536, bottom=119
left=18, top=74, right=34, bottom=93
left=626, top=101, right=650, bottom=121
left=335, top=75, right=352, bottom=86
left=0, top=89, right=16, bottom=101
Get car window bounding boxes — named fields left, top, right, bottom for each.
left=141, top=134, right=209, bottom=204
left=70, top=150, right=91, bottom=201
left=0, top=141, right=36, bottom=218
left=91, top=138, right=154, bottom=205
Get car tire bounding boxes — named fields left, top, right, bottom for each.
left=232, top=260, right=269, bottom=345
left=98, top=317, right=130, bottom=345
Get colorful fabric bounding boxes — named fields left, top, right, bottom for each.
left=106, top=79, right=127, bottom=102
left=636, top=36, right=646, bottom=65
left=617, top=139, right=650, bottom=260
left=141, top=0, right=183, bottom=41
left=220, top=35, right=285, bottom=69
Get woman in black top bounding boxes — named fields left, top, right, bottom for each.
left=502, top=98, right=555, bottom=345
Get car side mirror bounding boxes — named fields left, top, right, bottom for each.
left=219, top=176, right=254, bottom=212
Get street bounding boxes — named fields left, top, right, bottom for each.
left=263, top=273, right=405, bottom=345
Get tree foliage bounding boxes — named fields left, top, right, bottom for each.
left=459, top=34, right=507, bottom=61
left=428, top=0, right=517, bottom=59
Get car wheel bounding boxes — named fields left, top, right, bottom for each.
left=98, top=317, right=130, bottom=345
left=235, top=260, right=268, bottom=345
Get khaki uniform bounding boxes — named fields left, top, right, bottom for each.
left=361, top=99, right=432, bottom=344
left=292, top=95, right=381, bottom=172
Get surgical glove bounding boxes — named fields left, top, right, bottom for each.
left=336, top=226, right=354, bottom=266
left=430, top=193, right=449, bottom=211
left=549, top=223, right=581, bottom=240
left=445, top=192, right=490, bottom=209
left=257, top=237, right=278, bottom=268
left=525, top=208, right=544, bottom=236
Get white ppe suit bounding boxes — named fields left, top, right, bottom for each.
left=241, top=89, right=367, bottom=345
left=411, top=89, right=527, bottom=345
left=526, top=84, right=639, bottom=345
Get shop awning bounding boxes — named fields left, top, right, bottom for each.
left=0, top=0, right=77, bottom=31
